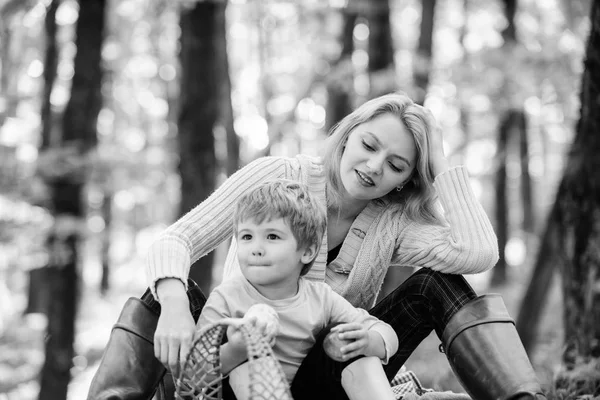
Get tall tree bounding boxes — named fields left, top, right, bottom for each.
left=519, top=2, right=600, bottom=387
left=367, top=0, right=395, bottom=98
left=491, top=0, right=532, bottom=286
left=414, top=0, right=436, bottom=105
left=553, top=0, right=600, bottom=372
left=24, top=0, right=59, bottom=315
left=325, top=7, right=357, bottom=132
left=178, top=0, right=232, bottom=293
left=38, top=1, right=106, bottom=399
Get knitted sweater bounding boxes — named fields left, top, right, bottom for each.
left=147, top=155, right=499, bottom=309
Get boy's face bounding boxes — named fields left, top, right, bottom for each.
left=236, top=217, right=315, bottom=291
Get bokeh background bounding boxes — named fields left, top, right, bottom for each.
left=0, top=0, right=598, bottom=399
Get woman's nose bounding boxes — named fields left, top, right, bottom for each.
left=366, top=156, right=383, bottom=174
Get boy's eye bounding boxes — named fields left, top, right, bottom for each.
left=362, top=140, right=375, bottom=151
left=267, top=234, right=280, bottom=240
left=240, top=234, right=252, bottom=240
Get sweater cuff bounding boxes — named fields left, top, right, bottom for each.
left=146, top=236, right=191, bottom=301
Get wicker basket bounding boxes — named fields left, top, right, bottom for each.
left=175, top=318, right=293, bottom=400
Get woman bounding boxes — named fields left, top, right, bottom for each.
left=88, top=92, right=545, bottom=400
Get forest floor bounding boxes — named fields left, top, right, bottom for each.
left=0, top=254, right=565, bottom=400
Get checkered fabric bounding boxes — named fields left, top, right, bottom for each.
left=390, top=366, right=433, bottom=399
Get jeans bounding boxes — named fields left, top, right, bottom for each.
left=290, top=268, right=477, bottom=400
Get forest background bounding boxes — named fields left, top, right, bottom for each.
left=0, top=0, right=599, bottom=399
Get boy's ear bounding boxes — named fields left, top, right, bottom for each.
left=300, top=243, right=318, bottom=264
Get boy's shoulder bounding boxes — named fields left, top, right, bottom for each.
left=301, top=278, right=337, bottom=298
left=211, top=275, right=247, bottom=295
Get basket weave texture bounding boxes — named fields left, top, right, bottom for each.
left=175, top=319, right=294, bottom=400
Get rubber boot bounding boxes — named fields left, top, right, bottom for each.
left=87, top=281, right=205, bottom=400
left=441, top=294, right=546, bottom=400
left=86, top=297, right=167, bottom=400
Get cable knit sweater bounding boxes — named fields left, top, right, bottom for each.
left=147, top=154, right=499, bottom=310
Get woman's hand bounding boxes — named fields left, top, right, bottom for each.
left=422, top=108, right=449, bottom=177
left=154, top=279, right=194, bottom=378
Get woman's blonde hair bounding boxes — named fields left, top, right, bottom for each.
left=323, top=92, right=443, bottom=225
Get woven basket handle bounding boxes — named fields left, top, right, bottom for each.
left=175, top=318, right=293, bottom=400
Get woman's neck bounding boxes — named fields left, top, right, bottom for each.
left=329, top=192, right=370, bottom=220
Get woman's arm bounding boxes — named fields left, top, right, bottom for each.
left=393, top=166, right=499, bottom=274
left=147, top=156, right=289, bottom=299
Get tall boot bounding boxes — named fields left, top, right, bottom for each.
left=441, top=294, right=546, bottom=400
left=87, top=281, right=205, bottom=400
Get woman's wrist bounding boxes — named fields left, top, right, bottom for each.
left=156, top=278, right=187, bottom=303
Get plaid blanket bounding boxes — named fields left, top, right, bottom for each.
left=390, top=367, right=470, bottom=400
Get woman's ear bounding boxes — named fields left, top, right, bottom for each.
left=300, top=243, right=319, bottom=264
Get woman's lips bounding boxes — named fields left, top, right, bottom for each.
left=355, top=170, right=374, bottom=186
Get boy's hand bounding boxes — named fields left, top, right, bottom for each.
left=243, top=304, right=279, bottom=346
left=226, top=320, right=248, bottom=354
left=325, top=322, right=380, bottom=361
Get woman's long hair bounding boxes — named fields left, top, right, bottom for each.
left=323, top=92, right=444, bottom=226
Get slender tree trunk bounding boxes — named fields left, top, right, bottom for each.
left=516, top=203, right=558, bottom=353
left=40, top=0, right=59, bottom=149
left=491, top=0, right=524, bottom=286
left=367, top=0, right=394, bottom=98
left=25, top=0, right=59, bottom=316
left=325, top=9, right=356, bottom=132
left=100, top=193, right=111, bottom=295
left=38, top=1, right=105, bottom=399
left=414, top=0, right=436, bottom=105
left=491, top=111, right=510, bottom=286
left=519, top=112, right=534, bottom=233
left=178, top=2, right=228, bottom=293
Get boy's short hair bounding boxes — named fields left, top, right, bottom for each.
left=233, top=179, right=327, bottom=275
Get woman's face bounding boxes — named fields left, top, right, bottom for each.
left=339, top=113, right=417, bottom=201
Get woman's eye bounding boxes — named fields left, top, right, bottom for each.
left=267, top=234, right=280, bottom=240
left=362, top=141, right=375, bottom=151
left=389, top=163, right=402, bottom=173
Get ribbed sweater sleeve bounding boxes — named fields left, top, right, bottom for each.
left=146, top=157, right=289, bottom=299
left=392, top=166, right=499, bottom=274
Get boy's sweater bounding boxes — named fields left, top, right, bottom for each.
left=198, top=276, right=399, bottom=382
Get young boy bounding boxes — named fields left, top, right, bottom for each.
left=195, top=179, right=399, bottom=400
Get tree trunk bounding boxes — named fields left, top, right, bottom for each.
left=414, top=0, right=436, bottom=105
left=325, top=9, right=356, bottom=132
left=516, top=204, right=558, bottom=353
left=100, top=193, right=112, bottom=295
left=38, top=1, right=105, bottom=399
left=490, top=111, right=510, bottom=286
left=554, top=0, right=600, bottom=370
left=178, top=2, right=228, bottom=293
left=25, top=0, right=59, bottom=316
left=519, top=112, right=534, bottom=233
left=490, top=0, right=523, bottom=286
left=367, top=0, right=394, bottom=98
